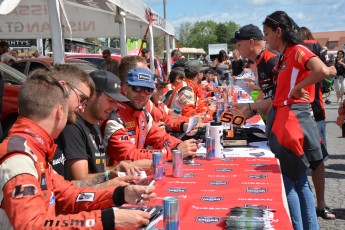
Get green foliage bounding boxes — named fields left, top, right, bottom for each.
left=176, top=20, right=240, bottom=53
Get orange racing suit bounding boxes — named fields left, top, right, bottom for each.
left=0, top=117, right=126, bottom=229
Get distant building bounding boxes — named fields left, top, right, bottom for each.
left=313, top=31, right=345, bottom=51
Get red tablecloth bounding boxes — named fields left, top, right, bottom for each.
left=149, top=157, right=293, bottom=229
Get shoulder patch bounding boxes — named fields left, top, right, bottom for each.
left=0, top=154, right=38, bottom=202
left=7, top=136, right=38, bottom=162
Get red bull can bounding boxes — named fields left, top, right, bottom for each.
left=153, top=152, right=164, bottom=180
left=172, top=149, right=183, bottom=177
left=206, top=137, right=215, bottom=160
left=163, top=196, right=180, bottom=230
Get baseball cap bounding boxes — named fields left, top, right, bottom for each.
left=126, top=68, right=155, bottom=89
left=229, top=24, right=264, bottom=44
left=28, top=45, right=38, bottom=55
left=90, top=70, right=129, bottom=102
left=184, top=60, right=208, bottom=74
left=172, top=59, right=187, bottom=69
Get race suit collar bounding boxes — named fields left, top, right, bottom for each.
left=8, top=117, right=57, bottom=161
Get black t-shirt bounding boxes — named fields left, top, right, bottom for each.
left=231, top=59, right=245, bottom=76
left=53, top=115, right=106, bottom=180
left=147, top=58, right=158, bottom=71
left=256, top=49, right=279, bottom=99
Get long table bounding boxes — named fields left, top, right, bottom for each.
left=148, top=157, right=293, bottom=229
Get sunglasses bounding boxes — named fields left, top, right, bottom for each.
left=67, top=82, right=89, bottom=108
left=131, top=85, right=154, bottom=95
left=103, top=55, right=109, bottom=58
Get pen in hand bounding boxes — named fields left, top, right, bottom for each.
left=136, top=179, right=155, bottom=204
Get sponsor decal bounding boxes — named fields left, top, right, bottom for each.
left=89, top=134, right=98, bottom=149
left=246, top=187, right=268, bottom=194
left=119, top=135, right=129, bottom=141
left=44, top=219, right=95, bottom=227
left=249, top=152, right=265, bottom=157
left=209, top=180, right=229, bottom=186
left=40, top=173, right=47, bottom=190
left=114, top=82, right=120, bottom=90
left=182, top=173, right=196, bottom=178
left=76, top=192, right=95, bottom=202
left=127, top=130, right=136, bottom=136
left=295, top=49, right=305, bottom=64
left=52, top=154, right=66, bottom=166
left=186, top=162, right=202, bottom=166
left=250, top=164, right=267, bottom=167
left=248, top=174, right=268, bottom=179
left=216, top=168, right=232, bottom=172
left=201, top=196, right=224, bottom=202
left=12, top=184, right=37, bottom=198
left=163, top=140, right=171, bottom=147
left=196, top=216, right=221, bottom=224
left=140, top=134, right=146, bottom=146
left=138, top=73, right=151, bottom=81
left=95, top=159, right=100, bottom=164
left=167, top=187, right=188, bottom=193
left=49, top=191, right=55, bottom=206
left=141, top=119, right=146, bottom=131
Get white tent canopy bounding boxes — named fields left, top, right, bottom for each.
left=0, top=0, right=174, bottom=68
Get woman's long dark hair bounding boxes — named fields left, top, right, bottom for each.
left=217, top=50, right=228, bottom=62
left=263, top=11, right=303, bottom=46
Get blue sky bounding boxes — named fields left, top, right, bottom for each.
left=143, top=0, right=345, bottom=37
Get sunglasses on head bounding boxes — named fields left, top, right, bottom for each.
left=131, top=85, right=154, bottom=95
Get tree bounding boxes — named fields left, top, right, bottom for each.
left=176, top=20, right=240, bottom=53
left=177, top=21, right=193, bottom=47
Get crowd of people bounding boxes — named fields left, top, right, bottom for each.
left=0, top=9, right=344, bottom=230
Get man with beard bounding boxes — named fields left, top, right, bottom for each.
left=103, top=63, right=198, bottom=165
left=51, top=65, right=143, bottom=188
left=0, top=70, right=156, bottom=229
left=58, top=70, right=150, bottom=182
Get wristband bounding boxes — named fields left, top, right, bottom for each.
left=104, top=170, right=110, bottom=181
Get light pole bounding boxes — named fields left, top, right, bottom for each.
left=163, top=0, right=171, bottom=77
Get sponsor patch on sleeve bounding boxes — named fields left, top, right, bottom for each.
left=76, top=192, right=95, bottom=202
left=12, top=184, right=38, bottom=198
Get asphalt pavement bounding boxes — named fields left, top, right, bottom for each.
left=308, top=92, right=345, bottom=229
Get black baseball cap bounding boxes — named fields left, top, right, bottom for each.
left=90, top=70, right=129, bottom=102
left=184, top=60, right=208, bottom=74
left=230, top=24, right=264, bottom=44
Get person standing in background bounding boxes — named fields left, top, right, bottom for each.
left=141, top=48, right=159, bottom=76
left=334, top=50, right=345, bottom=104
left=299, top=26, right=336, bottom=220
left=101, top=49, right=119, bottom=76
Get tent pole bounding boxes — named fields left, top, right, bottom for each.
left=118, top=9, right=127, bottom=57
left=165, top=34, right=171, bottom=76
left=148, top=25, right=155, bottom=75
left=47, top=0, right=65, bottom=64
